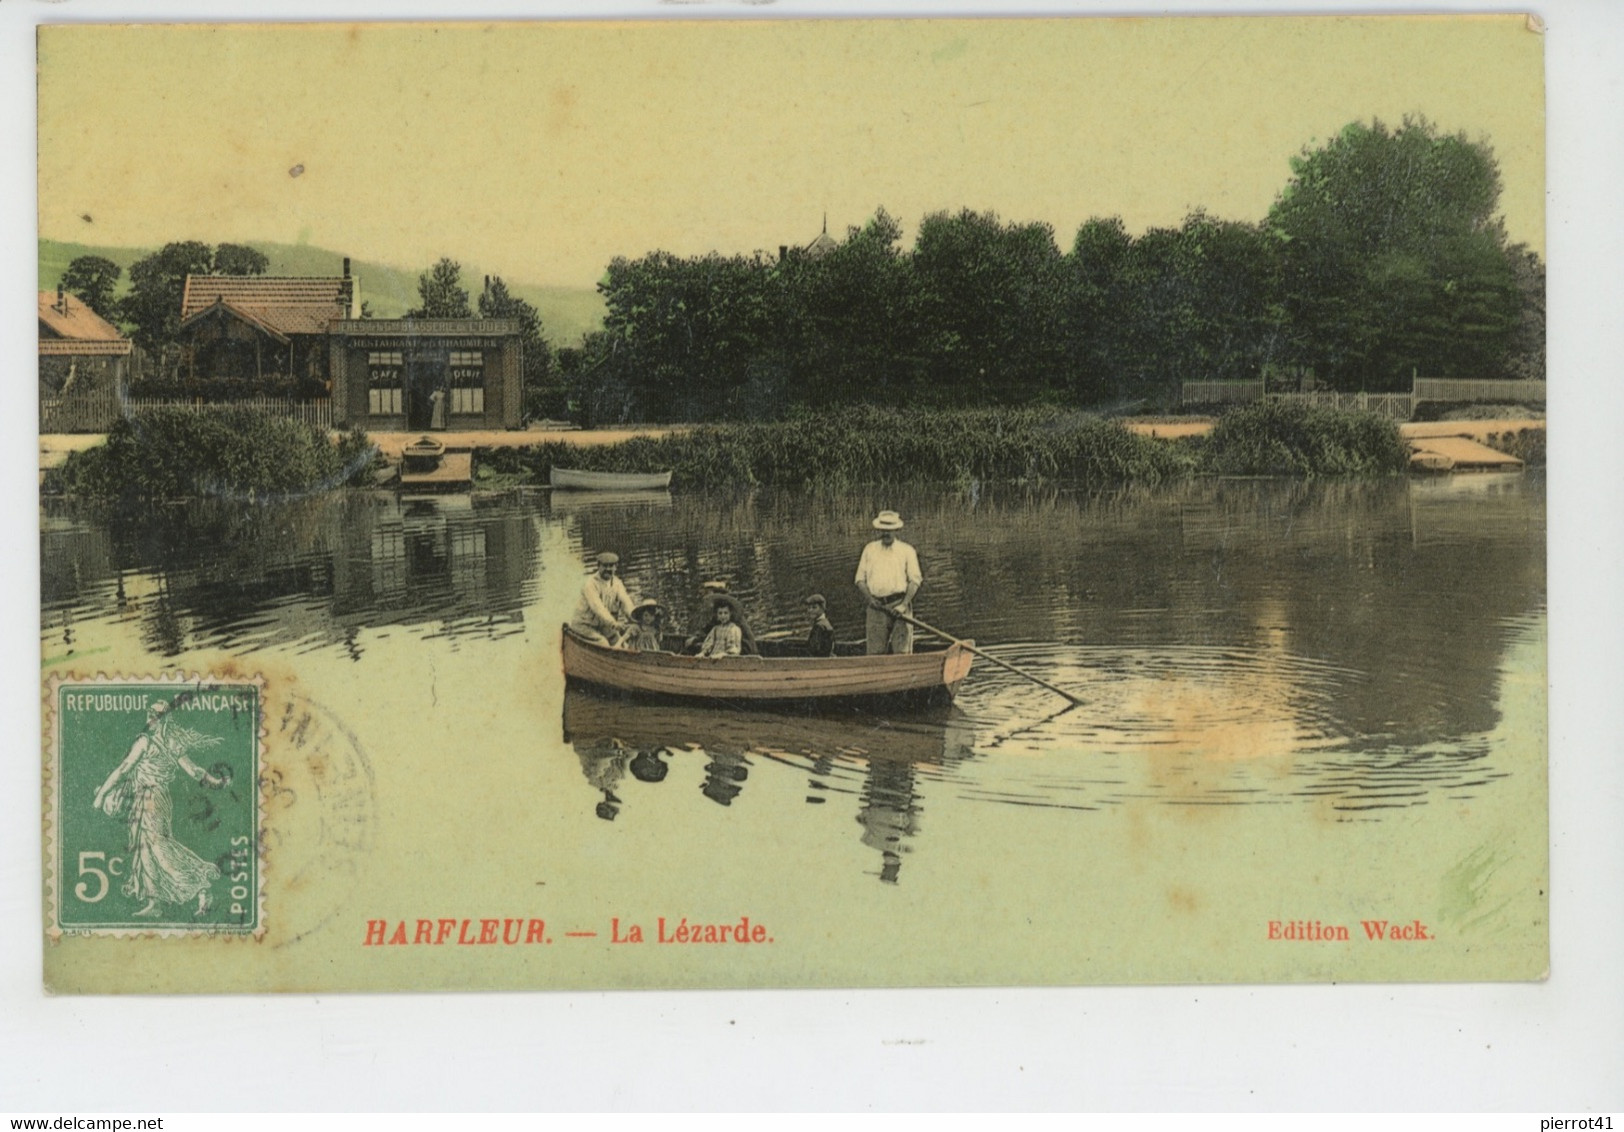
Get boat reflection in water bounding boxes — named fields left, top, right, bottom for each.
left=561, top=689, right=977, bottom=883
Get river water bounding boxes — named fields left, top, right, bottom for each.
left=40, top=473, right=1548, bottom=986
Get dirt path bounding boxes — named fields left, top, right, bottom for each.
left=1121, top=418, right=1546, bottom=440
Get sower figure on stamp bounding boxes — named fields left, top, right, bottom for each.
left=91, top=699, right=228, bottom=918
left=571, top=552, right=635, bottom=645
left=855, top=510, right=922, bottom=655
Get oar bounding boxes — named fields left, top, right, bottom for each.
left=890, top=609, right=1087, bottom=707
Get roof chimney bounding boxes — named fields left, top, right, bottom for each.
left=779, top=245, right=787, bottom=263
left=56, top=283, right=66, bottom=314
left=342, top=257, right=351, bottom=278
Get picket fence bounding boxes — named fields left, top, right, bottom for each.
left=41, top=393, right=333, bottom=433
left=1179, top=376, right=1545, bottom=421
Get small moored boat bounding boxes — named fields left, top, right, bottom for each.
left=561, top=626, right=974, bottom=708
left=550, top=467, right=673, bottom=491
left=398, top=435, right=473, bottom=492
left=401, top=435, right=446, bottom=473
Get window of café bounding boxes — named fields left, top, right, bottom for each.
left=368, top=351, right=404, bottom=415
left=449, top=350, right=484, bottom=415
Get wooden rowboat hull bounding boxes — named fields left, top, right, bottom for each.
left=561, top=626, right=974, bottom=707
left=550, top=467, right=674, bottom=491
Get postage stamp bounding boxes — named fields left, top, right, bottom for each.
left=45, top=675, right=264, bottom=938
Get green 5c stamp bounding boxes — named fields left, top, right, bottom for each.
left=47, top=675, right=264, bottom=937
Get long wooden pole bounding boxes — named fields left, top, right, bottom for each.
left=891, top=610, right=1087, bottom=707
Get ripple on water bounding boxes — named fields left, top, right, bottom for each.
left=928, top=642, right=1507, bottom=816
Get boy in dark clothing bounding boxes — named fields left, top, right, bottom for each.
left=804, top=593, right=836, bottom=657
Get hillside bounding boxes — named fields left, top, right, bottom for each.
left=39, top=237, right=606, bottom=345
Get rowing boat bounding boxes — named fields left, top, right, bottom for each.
left=549, top=467, right=674, bottom=491
left=561, top=625, right=974, bottom=708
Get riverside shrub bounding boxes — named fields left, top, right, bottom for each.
left=1204, top=400, right=1408, bottom=477
left=46, top=409, right=377, bottom=501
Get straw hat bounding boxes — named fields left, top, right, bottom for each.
left=700, top=580, right=729, bottom=593
left=871, top=510, right=904, bottom=531
left=629, top=598, right=660, bottom=618
left=594, top=551, right=620, bottom=566
left=804, top=593, right=826, bottom=606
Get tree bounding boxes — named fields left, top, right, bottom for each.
left=1503, top=245, right=1545, bottom=382
left=119, top=241, right=214, bottom=354
left=595, top=249, right=778, bottom=420
left=1268, top=116, right=1520, bottom=389
left=60, top=255, right=122, bottom=321
left=765, top=208, right=918, bottom=409
left=213, top=243, right=269, bottom=276
left=479, top=276, right=556, bottom=418
left=1121, top=213, right=1283, bottom=398
left=407, top=258, right=472, bottom=318
left=910, top=209, right=1069, bottom=404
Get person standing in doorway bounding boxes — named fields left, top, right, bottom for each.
left=429, top=386, right=447, bottom=430
left=854, top=510, right=922, bottom=655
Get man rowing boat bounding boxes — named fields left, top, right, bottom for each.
left=854, top=510, right=922, bottom=655
left=571, top=551, right=636, bottom=645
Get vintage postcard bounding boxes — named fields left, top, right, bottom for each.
left=37, top=14, right=1546, bottom=993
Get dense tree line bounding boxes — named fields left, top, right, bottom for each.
left=575, top=117, right=1542, bottom=423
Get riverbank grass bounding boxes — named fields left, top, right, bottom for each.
left=478, top=406, right=1198, bottom=489
left=478, top=404, right=1408, bottom=487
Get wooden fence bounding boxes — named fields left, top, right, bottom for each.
left=1271, top=391, right=1416, bottom=420
left=1181, top=376, right=1546, bottom=420
left=1412, top=378, right=1546, bottom=404
left=1180, top=380, right=1265, bottom=406
left=41, top=392, right=333, bottom=433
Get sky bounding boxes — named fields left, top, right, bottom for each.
left=37, top=14, right=1545, bottom=288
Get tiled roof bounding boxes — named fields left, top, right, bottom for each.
left=181, top=275, right=353, bottom=336
left=38, top=291, right=126, bottom=342
left=40, top=338, right=131, bottom=357
left=180, top=298, right=294, bottom=343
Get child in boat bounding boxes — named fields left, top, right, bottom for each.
left=617, top=599, right=666, bottom=652
left=804, top=593, right=835, bottom=657
left=684, top=581, right=759, bottom=655
left=697, top=603, right=743, bottom=658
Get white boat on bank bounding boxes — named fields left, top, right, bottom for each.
left=548, top=467, right=674, bottom=491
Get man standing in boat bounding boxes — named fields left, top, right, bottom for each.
left=571, top=551, right=636, bottom=645
left=855, top=510, right=923, bottom=655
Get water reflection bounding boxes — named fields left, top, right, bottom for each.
left=562, top=689, right=978, bottom=882
left=42, top=492, right=539, bottom=657
left=42, top=474, right=1545, bottom=883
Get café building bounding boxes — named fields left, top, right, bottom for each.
left=328, top=318, right=525, bottom=431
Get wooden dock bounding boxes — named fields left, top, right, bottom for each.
left=1404, top=434, right=1523, bottom=473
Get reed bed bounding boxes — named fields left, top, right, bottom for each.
left=480, top=407, right=1199, bottom=489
